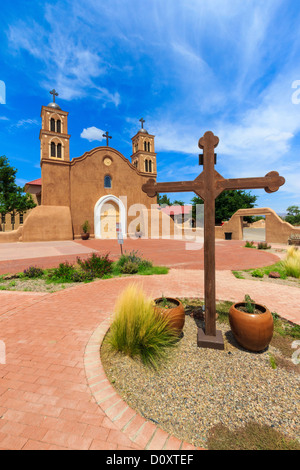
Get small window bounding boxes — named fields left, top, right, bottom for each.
left=51, top=142, right=56, bottom=157
left=1, top=213, right=5, bottom=224
left=50, top=118, right=55, bottom=132
left=104, top=175, right=112, bottom=188
left=57, top=143, right=62, bottom=158
left=145, top=160, right=149, bottom=172
left=144, top=142, right=147, bottom=151
left=19, top=213, right=24, bottom=224
left=148, top=142, right=150, bottom=152
left=149, top=160, right=152, bottom=172
left=56, top=120, right=61, bottom=133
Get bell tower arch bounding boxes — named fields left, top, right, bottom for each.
left=39, top=89, right=71, bottom=163
left=131, top=118, right=157, bottom=177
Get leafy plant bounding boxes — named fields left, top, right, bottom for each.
left=251, top=269, right=264, bottom=278
left=244, top=294, right=255, bottom=313
left=77, top=253, right=113, bottom=278
left=106, top=284, right=178, bottom=369
left=119, top=260, right=139, bottom=274
left=257, top=242, right=271, bottom=250
left=244, top=240, right=256, bottom=248
left=82, top=220, right=90, bottom=233
left=23, top=266, right=44, bottom=278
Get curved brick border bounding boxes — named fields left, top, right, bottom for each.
left=84, top=319, right=202, bottom=451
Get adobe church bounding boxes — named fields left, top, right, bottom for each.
left=1, top=90, right=174, bottom=243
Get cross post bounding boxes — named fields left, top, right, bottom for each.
left=139, top=118, right=145, bottom=129
left=103, top=131, right=112, bottom=146
left=50, top=89, right=58, bottom=103
left=142, top=131, right=285, bottom=350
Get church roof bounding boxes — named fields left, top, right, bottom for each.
left=26, top=178, right=42, bottom=186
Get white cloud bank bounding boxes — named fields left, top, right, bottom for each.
left=80, top=126, right=105, bottom=142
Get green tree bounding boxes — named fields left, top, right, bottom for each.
left=191, top=190, right=258, bottom=224
left=157, top=193, right=171, bottom=206
left=0, top=155, right=36, bottom=229
left=285, top=205, right=300, bottom=226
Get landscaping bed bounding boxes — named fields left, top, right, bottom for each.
left=233, top=246, right=300, bottom=287
left=101, top=298, right=300, bottom=450
left=0, top=251, right=169, bottom=292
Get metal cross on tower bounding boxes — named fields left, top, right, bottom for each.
left=50, top=89, right=58, bottom=103
left=142, top=131, right=285, bottom=350
left=103, top=131, right=112, bottom=146
left=139, top=118, right=145, bottom=129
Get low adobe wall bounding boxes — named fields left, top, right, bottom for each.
left=21, top=205, right=73, bottom=242
left=215, top=207, right=300, bottom=244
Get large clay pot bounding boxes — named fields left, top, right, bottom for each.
left=81, top=232, right=90, bottom=240
left=229, top=302, right=274, bottom=352
left=154, top=297, right=185, bottom=335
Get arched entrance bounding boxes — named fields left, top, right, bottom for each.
left=94, top=195, right=126, bottom=239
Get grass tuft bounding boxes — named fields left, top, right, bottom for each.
left=105, top=284, right=178, bottom=369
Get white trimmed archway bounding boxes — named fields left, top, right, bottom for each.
left=94, top=195, right=126, bottom=239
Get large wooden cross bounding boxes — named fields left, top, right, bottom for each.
left=142, top=131, right=285, bottom=349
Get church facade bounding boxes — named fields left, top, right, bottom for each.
left=1, top=92, right=174, bottom=243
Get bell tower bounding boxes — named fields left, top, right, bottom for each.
left=39, top=89, right=71, bottom=163
left=131, top=118, right=157, bottom=176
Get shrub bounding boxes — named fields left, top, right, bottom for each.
left=257, top=242, right=271, bottom=250
left=23, top=266, right=44, bottom=278
left=117, top=250, right=143, bottom=267
left=251, top=269, right=264, bottom=278
left=48, top=261, right=76, bottom=282
left=106, top=284, right=178, bottom=369
left=119, top=260, right=139, bottom=274
left=77, top=253, right=113, bottom=278
left=244, top=241, right=256, bottom=248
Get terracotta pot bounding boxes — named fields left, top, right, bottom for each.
left=154, top=297, right=185, bottom=335
left=81, top=232, right=90, bottom=240
left=229, top=302, right=274, bottom=352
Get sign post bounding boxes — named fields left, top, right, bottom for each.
left=116, top=223, right=124, bottom=255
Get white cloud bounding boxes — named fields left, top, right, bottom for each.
left=80, top=126, right=105, bottom=142
left=15, top=119, right=39, bottom=128
left=0, top=116, right=9, bottom=121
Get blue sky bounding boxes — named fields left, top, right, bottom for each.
left=0, top=0, right=299, bottom=213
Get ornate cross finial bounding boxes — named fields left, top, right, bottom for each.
left=139, top=118, right=145, bottom=129
left=50, top=89, right=58, bottom=103
left=103, top=131, right=112, bottom=146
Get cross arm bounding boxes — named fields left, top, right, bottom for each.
left=142, top=178, right=202, bottom=198
left=217, top=171, right=285, bottom=194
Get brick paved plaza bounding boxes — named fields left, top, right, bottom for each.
left=0, top=239, right=298, bottom=450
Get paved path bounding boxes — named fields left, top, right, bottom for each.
left=0, top=239, right=280, bottom=274
left=0, top=241, right=298, bottom=450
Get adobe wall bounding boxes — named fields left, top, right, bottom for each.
left=215, top=207, right=300, bottom=244
left=20, top=205, right=73, bottom=242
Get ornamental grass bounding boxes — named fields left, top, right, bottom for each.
left=106, top=284, right=178, bottom=369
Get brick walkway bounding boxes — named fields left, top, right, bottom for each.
left=0, top=241, right=299, bottom=450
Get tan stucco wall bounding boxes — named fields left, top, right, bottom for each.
left=21, top=205, right=73, bottom=242
left=215, top=207, right=300, bottom=244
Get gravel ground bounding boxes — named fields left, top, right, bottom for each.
left=101, top=316, right=300, bottom=449
left=0, top=278, right=77, bottom=292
